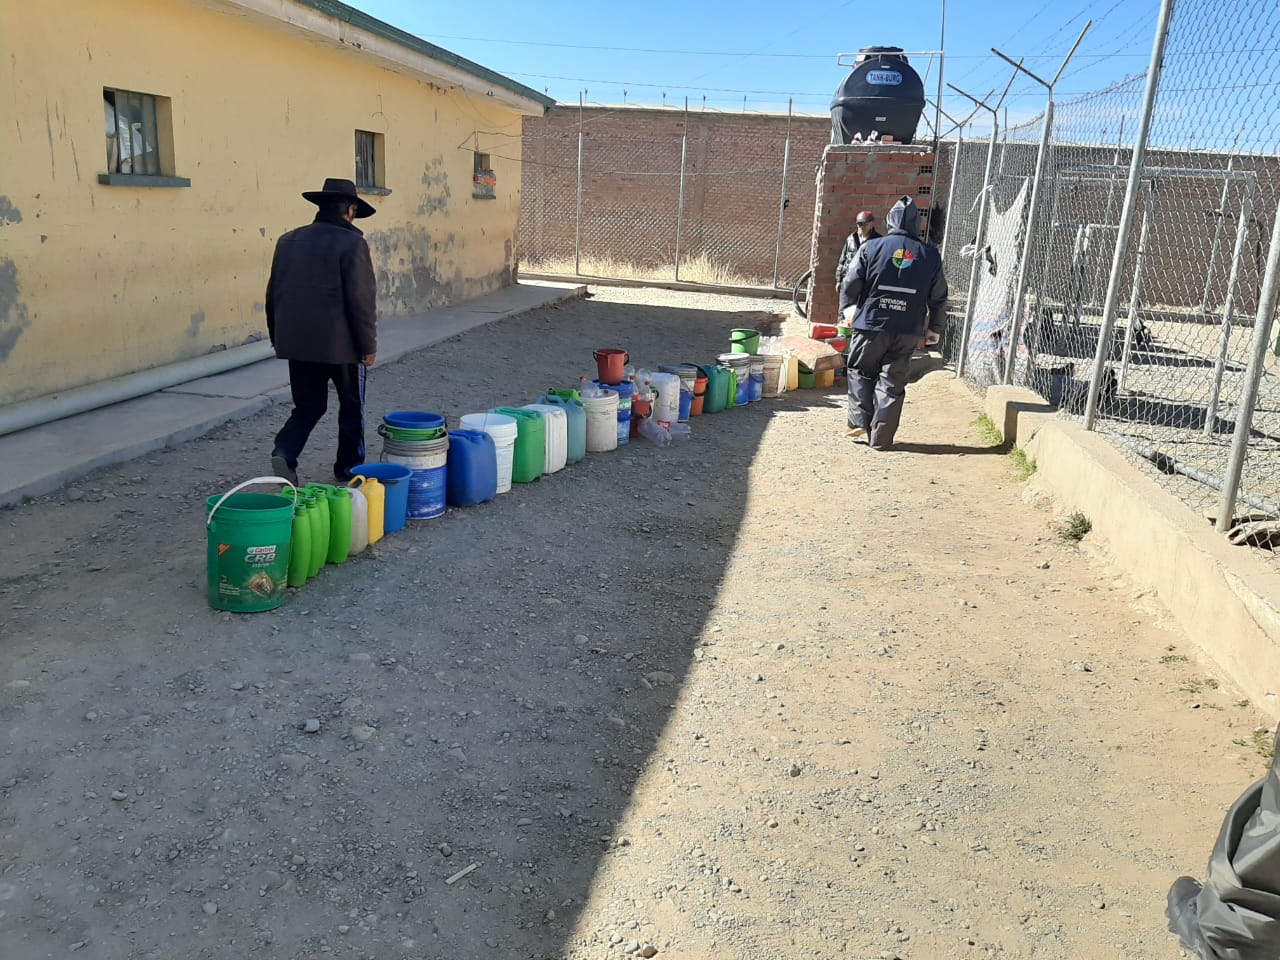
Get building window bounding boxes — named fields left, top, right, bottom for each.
left=100, top=87, right=189, bottom=187
left=472, top=152, right=496, bottom=200
left=355, top=130, right=389, bottom=194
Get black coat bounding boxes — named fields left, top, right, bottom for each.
left=835, top=227, right=881, bottom=290
left=838, top=198, right=948, bottom=337
left=266, top=213, right=378, bottom=365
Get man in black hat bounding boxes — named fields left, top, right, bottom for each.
left=267, top=178, right=378, bottom=485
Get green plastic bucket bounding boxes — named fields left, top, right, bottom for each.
left=730, top=328, right=760, bottom=355
left=378, top=422, right=445, bottom=442
left=797, top=365, right=817, bottom=389
left=205, top=477, right=297, bottom=613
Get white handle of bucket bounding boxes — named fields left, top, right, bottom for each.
left=207, top=476, right=299, bottom=527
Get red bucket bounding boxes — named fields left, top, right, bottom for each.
left=693, top=375, right=708, bottom=397
left=593, top=349, right=628, bottom=385
left=810, top=323, right=840, bottom=340
left=690, top=394, right=705, bottom=417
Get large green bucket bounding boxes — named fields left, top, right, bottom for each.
left=730, top=328, right=760, bottom=355
left=206, top=477, right=297, bottom=613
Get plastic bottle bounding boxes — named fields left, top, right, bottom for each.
left=326, top=486, right=352, bottom=564
left=305, top=487, right=330, bottom=576
left=301, top=493, right=323, bottom=579
left=348, top=484, right=369, bottom=556
left=352, top=476, right=385, bottom=546
left=287, top=502, right=311, bottom=588
left=638, top=418, right=671, bottom=446
left=579, top=376, right=602, bottom=399
left=669, top=422, right=692, bottom=441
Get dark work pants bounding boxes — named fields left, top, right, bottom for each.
left=273, top=361, right=366, bottom=478
left=847, top=331, right=919, bottom=449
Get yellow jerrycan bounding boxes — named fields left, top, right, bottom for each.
left=349, top=476, right=385, bottom=546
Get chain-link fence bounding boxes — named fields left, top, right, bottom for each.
left=518, top=104, right=826, bottom=289
left=940, top=0, right=1280, bottom=561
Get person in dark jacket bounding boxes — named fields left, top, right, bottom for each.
left=838, top=196, right=948, bottom=450
left=834, top=210, right=881, bottom=296
left=267, top=178, right=378, bottom=485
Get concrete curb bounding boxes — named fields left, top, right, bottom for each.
left=0, top=283, right=586, bottom=509
left=976, top=380, right=1280, bottom=718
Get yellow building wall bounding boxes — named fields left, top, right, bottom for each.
left=0, top=0, right=528, bottom=405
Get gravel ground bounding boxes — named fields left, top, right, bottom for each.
left=0, top=287, right=1268, bottom=960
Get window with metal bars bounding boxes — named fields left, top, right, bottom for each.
left=355, top=130, right=382, bottom=190
left=472, top=152, right=496, bottom=200
left=104, top=88, right=163, bottom=176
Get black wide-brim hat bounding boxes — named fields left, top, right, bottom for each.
left=302, top=177, right=377, bottom=219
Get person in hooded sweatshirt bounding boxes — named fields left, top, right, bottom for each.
left=837, top=196, right=948, bottom=451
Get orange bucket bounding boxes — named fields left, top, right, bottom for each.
left=690, top=394, right=705, bottom=416
left=593, top=349, right=628, bottom=385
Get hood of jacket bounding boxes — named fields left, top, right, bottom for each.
left=884, top=196, right=920, bottom=236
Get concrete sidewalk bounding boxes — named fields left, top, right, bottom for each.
left=0, top=282, right=585, bottom=508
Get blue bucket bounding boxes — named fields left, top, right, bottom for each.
left=350, top=463, right=412, bottom=533
left=749, top=373, right=764, bottom=403
left=597, top=380, right=634, bottom=445
left=735, top=377, right=750, bottom=406
left=384, top=411, right=446, bottom=432
left=678, top=389, right=692, bottom=421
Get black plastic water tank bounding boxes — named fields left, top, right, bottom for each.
left=830, top=47, right=926, bottom=145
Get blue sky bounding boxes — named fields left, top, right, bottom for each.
left=348, top=0, right=1159, bottom=130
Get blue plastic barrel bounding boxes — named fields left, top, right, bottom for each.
left=446, top=430, right=498, bottom=507
left=349, top=463, right=412, bottom=533
left=541, top=395, right=587, bottom=463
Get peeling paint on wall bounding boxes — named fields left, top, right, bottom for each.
left=417, top=157, right=451, bottom=216
left=0, top=196, right=22, bottom=225
left=0, top=259, right=32, bottom=363
left=367, top=225, right=457, bottom=314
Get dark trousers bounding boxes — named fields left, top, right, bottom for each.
left=273, top=361, right=366, bottom=478
left=847, top=331, right=919, bottom=449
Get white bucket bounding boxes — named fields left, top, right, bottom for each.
left=761, top=354, right=784, bottom=397
left=460, top=412, right=518, bottom=494
left=522, top=404, right=568, bottom=474
left=582, top=392, right=619, bottom=453
left=649, top=372, right=681, bottom=425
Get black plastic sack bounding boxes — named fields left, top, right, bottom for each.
left=1168, top=728, right=1280, bottom=959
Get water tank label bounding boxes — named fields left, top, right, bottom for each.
left=866, top=70, right=903, bottom=85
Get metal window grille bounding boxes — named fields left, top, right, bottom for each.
left=104, top=88, right=161, bottom=176
left=355, top=130, right=378, bottom=188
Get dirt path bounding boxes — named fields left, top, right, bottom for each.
left=0, top=288, right=1266, bottom=960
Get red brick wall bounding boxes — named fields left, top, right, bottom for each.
left=806, top=144, right=937, bottom=326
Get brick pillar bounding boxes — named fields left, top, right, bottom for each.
left=807, top=144, right=937, bottom=327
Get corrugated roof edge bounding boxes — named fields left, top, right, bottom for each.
left=295, top=0, right=556, bottom=112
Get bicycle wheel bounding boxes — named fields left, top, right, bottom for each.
left=792, top=269, right=812, bottom=319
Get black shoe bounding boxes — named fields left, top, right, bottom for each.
left=271, top=454, right=298, bottom=487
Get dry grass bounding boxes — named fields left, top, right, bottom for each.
left=523, top=252, right=763, bottom=288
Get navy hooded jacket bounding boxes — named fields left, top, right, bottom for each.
left=838, top=197, right=948, bottom=337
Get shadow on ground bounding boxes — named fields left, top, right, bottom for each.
left=0, top=294, right=840, bottom=960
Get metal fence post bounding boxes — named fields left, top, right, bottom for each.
left=574, top=92, right=584, bottom=276
left=1083, top=0, right=1176, bottom=431
left=994, top=25, right=1091, bottom=386
left=1001, top=99, right=1054, bottom=384
left=772, top=99, right=794, bottom=289
left=1118, top=185, right=1155, bottom=390
left=1214, top=196, right=1280, bottom=533
left=1200, top=156, right=1235, bottom=314
left=955, top=120, right=999, bottom=380
left=674, top=98, right=689, bottom=282
left=939, top=126, right=963, bottom=263
left=1204, top=179, right=1256, bottom=434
